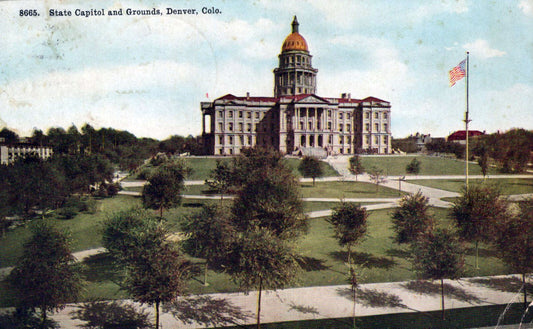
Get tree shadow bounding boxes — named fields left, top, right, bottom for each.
left=81, top=252, right=123, bottom=284
left=288, top=302, right=320, bottom=315
left=163, top=296, right=252, bottom=327
left=0, top=308, right=59, bottom=329
left=402, top=280, right=484, bottom=304
left=336, top=287, right=407, bottom=309
left=385, top=247, right=412, bottom=260
left=182, top=202, right=205, bottom=208
left=70, top=300, right=151, bottom=329
left=469, top=277, right=533, bottom=295
left=329, top=251, right=396, bottom=270
left=295, top=255, right=330, bottom=271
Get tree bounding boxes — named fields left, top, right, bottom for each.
left=231, top=159, right=308, bottom=240
left=406, top=158, right=421, bottom=175
left=450, top=184, right=508, bottom=269
left=391, top=191, right=434, bottom=245
left=224, top=227, right=300, bottom=329
left=102, top=208, right=191, bottom=329
left=348, top=154, right=364, bottom=181
left=205, top=160, right=234, bottom=200
left=328, top=202, right=368, bottom=268
left=368, top=166, right=387, bottom=191
left=142, top=159, right=189, bottom=217
left=494, top=197, right=533, bottom=309
left=411, top=228, right=465, bottom=320
left=8, top=221, right=84, bottom=328
left=9, top=155, right=67, bottom=218
left=298, top=156, right=323, bottom=186
left=0, top=127, right=19, bottom=144
left=182, top=204, right=234, bottom=285
left=477, top=151, right=489, bottom=178
left=223, top=147, right=308, bottom=328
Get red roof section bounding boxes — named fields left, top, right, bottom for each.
left=213, top=93, right=389, bottom=105
left=447, top=130, right=485, bottom=141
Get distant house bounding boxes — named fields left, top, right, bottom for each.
left=446, top=130, right=485, bottom=145
left=0, top=137, right=53, bottom=165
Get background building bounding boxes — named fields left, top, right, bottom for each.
left=201, top=17, right=392, bottom=156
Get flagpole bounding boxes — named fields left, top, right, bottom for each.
left=464, top=51, right=470, bottom=190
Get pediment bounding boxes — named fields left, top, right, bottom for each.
left=294, top=94, right=330, bottom=104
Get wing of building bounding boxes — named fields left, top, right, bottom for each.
left=200, top=16, right=392, bottom=156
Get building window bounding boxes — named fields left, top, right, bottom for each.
left=308, top=121, right=313, bottom=130
left=365, top=135, right=369, bottom=144
left=339, top=113, right=343, bottom=120
left=374, top=112, right=379, bottom=119
left=347, top=136, right=351, bottom=144
left=365, top=112, right=370, bottom=119
left=383, top=123, right=388, bottom=132
left=384, top=135, right=389, bottom=144
left=229, top=123, right=233, bottom=131
left=238, top=123, right=243, bottom=131
left=374, top=135, right=379, bottom=144
left=300, top=121, right=304, bottom=130
left=339, top=136, right=344, bottom=144
left=248, top=135, right=252, bottom=144
left=239, top=111, right=243, bottom=118
left=219, top=148, right=223, bottom=155
left=239, top=135, right=244, bottom=145
left=384, top=112, right=388, bottom=119
left=247, top=111, right=251, bottom=118
left=374, top=123, right=379, bottom=131
left=218, top=111, right=223, bottom=118
left=365, top=123, right=369, bottom=131
left=328, top=122, right=332, bottom=130
left=247, top=123, right=251, bottom=132
left=229, top=136, right=234, bottom=145
left=218, top=122, right=223, bottom=131
left=255, top=112, right=260, bottom=119
left=347, top=124, right=351, bottom=131
left=347, top=113, right=351, bottom=120
left=218, top=136, right=223, bottom=144
left=339, top=124, right=343, bottom=132
left=229, top=111, right=233, bottom=118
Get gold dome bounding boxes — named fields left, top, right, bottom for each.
left=281, top=16, right=309, bottom=52
left=282, top=33, right=308, bottom=52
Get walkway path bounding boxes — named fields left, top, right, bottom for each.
left=50, top=274, right=533, bottom=328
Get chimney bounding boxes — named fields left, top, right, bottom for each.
left=246, top=92, right=250, bottom=100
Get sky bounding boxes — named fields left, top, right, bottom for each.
left=0, top=0, right=532, bottom=140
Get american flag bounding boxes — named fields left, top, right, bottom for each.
left=449, top=59, right=466, bottom=86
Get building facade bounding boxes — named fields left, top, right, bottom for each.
left=201, top=17, right=392, bottom=156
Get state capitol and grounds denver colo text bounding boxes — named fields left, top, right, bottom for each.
left=47, top=7, right=221, bottom=17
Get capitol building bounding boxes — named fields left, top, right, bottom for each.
left=200, top=17, right=392, bottom=156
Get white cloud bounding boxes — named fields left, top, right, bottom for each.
left=519, top=0, right=533, bottom=16
left=463, top=40, right=506, bottom=59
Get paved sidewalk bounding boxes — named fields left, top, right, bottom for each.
left=50, top=274, right=532, bottom=328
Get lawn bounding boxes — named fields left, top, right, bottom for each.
left=300, top=181, right=406, bottom=199
left=360, top=155, right=500, bottom=176
left=409, top=178, right=533, bottom=195
left=0, top=205, right=510, bottom=307
left=165, top=156, right=340, bottom=181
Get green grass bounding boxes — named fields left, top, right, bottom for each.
left=360, top=155, right=500, bottom=176
left=284, top=158, right=340, bottom=178
left=409, top=178, right=533, bottom=195
left=182, top=157, right=340, bottom=181
left=300, top=181, right=405, bottom=199
left=0, top=206, right=510, bottom=307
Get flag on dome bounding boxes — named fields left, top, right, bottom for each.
left=449, top=59, right=466, bottom=87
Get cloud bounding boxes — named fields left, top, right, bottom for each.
left=519, top=0, right=533, bottom=16
left=463, top=40, right=506, bottom=59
